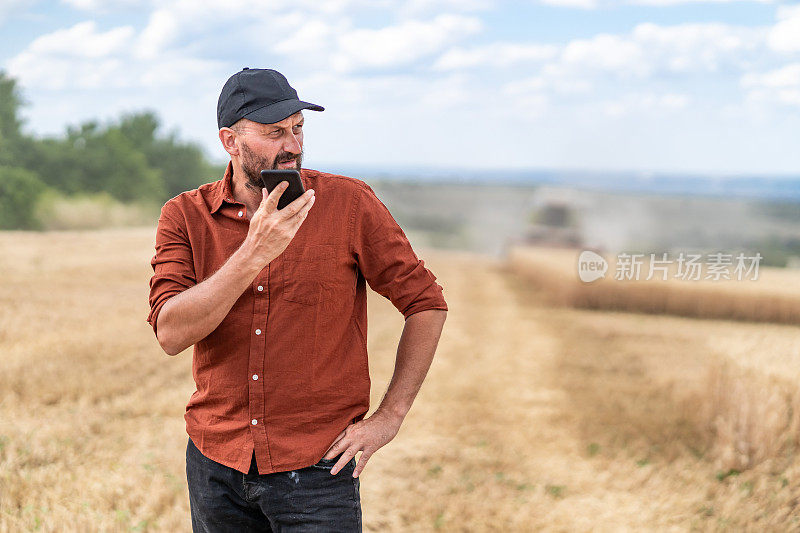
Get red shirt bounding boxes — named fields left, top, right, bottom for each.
left=146, top=162, right=448, bottom=474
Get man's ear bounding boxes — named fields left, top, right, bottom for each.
left=219, top=128, right=239, bottom=157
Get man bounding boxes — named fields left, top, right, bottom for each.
left=146, top=67, right=448, bottom=532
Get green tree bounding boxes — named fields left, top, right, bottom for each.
left=0, top=71, right=35, bottom=168
left=0, top=70, right=223, bottom=230
left=0, top=71, right=48, bottom=229
left=117, top=110, right=218, bottom=198
left=25, top=121, right=165, bottom=202
left=0, top=166, right=47, bottom=229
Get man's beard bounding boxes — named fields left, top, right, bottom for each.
left=240, top=141, right=303, bottom=190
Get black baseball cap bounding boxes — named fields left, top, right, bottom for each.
left=217, top=68, right=324, bottom=129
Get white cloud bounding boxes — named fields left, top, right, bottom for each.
left=119, top=0, right=303, bottom=62
left=768, top=5, right=800, bottom=53
left=400, top=0, right=494, bottom=13
left=273, top=18, right=342, bottom=56
left=631, top=22, right=763, bottom=72
left=745, top=87, right=800, bottom=107
left=136, top=8, right=179, bottom=60
left=740, top=6, right=800, bottom=109
left=742, top=63, right=800, bottom=89
left=601, top=92, right=690, bottom=117
left=294, top=70, right=477, bottom=113
left=60, top=0, right=143, bottom=10
left=418, top=73, right=474, bottom=108
left=332, top=14, right=483, bottom=71
left=434, top=21, right=763, bottom=82
left=632, top=0, right=773, bottom=5
left=21, top=20, right=135, bottom=59
left=504, top=65, right=595, bottom=96
left=536, top=0, right=774, bottom=8
left=6, top=21, right=140, bottom=90
left=741, top=63, right=800, bottom=107
left=433, top=42, right=558, bottom=70
left=561, top=33, right=648, bottom=76
left=540, top=0, right=597, bottom=9
left=489, top=20, right=765, bottom=123
left=6, top=20, right=224, bottom=90
left=556, top=22, right=759, bottom=77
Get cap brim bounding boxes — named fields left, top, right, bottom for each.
left=242, top=99, right=324, bottom=125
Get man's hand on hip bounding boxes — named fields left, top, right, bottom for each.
left=322, top=409, right=403, bottom=478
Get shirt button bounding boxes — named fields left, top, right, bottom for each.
left=257, top=285, right=264, bottom=292
left=251, top=419, right=257, bottom=425
left=255, top=329, right=261, bottom=335
left=252, top=374, right=258, bottom=380
left=238, top=210, right=243, bottom=217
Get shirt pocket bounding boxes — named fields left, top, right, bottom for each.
left=280, top=243, right=337, bottom=306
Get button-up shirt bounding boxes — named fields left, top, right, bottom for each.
left=146, top=161, right=448, bottom=474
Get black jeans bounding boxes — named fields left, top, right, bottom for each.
left=186, top=437, right=362, bottom=532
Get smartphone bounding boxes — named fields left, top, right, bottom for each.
left=260, top=169, right=306, bottom=210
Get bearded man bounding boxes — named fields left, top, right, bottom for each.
left=146, top=67, right=448, bottom=532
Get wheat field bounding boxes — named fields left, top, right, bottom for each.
left=2, top=229, right=800, bottom=531
left=508, top=245, right=800, bottom=324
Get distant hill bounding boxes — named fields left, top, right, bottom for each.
left=319, top=164, right=800, bottom=201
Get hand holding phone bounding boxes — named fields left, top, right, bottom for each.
left=260, top=169, right=305, bottom=210
left=239, top=170, right=315, bottom=269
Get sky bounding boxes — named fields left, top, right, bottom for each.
left=1, top=0, right=799, bottom=177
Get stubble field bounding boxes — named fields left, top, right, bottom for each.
left=1, top=228, right=800, bottom=531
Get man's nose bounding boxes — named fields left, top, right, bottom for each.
left=283, top=132, right=301, bottom=154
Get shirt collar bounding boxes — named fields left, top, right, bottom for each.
left=210, top=161, right=235, bottom=214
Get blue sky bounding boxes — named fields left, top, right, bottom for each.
left=1, top=0, right=799, bottom=176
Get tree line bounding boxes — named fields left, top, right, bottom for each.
left=0, top=71, right=224, bottom=229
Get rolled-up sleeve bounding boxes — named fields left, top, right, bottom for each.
left=352, top=183, right=448, bottom=319
left=146, top=201, right=196, bottom=337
